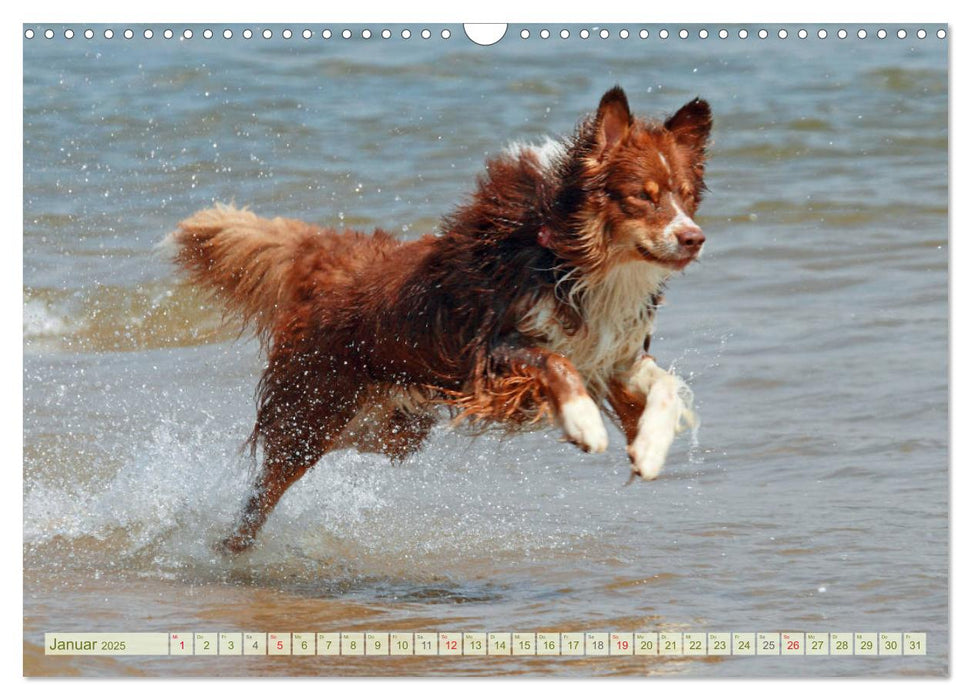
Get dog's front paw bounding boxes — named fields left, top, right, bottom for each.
left=559, top=396, right=608, bottom=453
left=626, top=437, right=667, bottom=480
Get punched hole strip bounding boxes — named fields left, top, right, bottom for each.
left=23, top=25, right=948, bottom=43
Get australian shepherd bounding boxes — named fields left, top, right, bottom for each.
left=167, top=87, right=712, bottom=553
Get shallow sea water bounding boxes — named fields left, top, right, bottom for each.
left=23, top=25, right=948, bottom=676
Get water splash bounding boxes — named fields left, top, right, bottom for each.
left=24, top=414, right=602, bottom=588
left=669, top=330, right=733, bottom=468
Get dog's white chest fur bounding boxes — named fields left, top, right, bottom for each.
left=521, top=261, right=669, bottom=397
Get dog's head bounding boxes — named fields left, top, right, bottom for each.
left=555, top=87, right=712, bottom=274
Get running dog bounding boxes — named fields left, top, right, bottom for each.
left=167, top=86, right=711, bottom=552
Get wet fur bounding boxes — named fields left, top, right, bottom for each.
left=167, top=86, right=712, bottom=552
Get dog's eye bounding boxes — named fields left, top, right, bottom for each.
left=632, top=189, right=660, bottom=208
left=638, top=180, right=662, bottom=206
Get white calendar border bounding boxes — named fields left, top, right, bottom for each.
left=12, top=2, right=960, bottom=699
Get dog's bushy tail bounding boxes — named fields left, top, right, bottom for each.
left=165, top=204, right=321, bottom=339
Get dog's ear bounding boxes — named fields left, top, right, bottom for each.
left=664, top=98, right=712, bottom=153
left=593, top=86, right=632, bottom=158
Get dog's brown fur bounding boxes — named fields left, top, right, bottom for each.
left=168, top=87, right=712, bottom=552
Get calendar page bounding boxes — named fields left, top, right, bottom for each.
left=22, top=20, right=948, bottom=678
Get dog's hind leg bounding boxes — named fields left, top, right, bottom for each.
left=339, top=403, right=436, bottom=461
left=374, top=408, right=436, bottom=461
left=220, top=454, right=316, bottom=554
left=608, top=354, right=695, bottom=480
left=220, top=399, right=359, bottom=554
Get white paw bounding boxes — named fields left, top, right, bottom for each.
left=559, top=396, right=608, bottom=453
left=627, top=438, right=666, bottom=480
